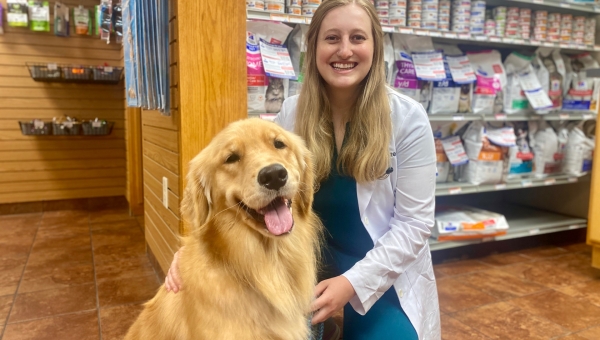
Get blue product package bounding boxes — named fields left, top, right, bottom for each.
left=123, top=0, right=140, bottom=107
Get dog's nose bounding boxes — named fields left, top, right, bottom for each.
left=258, top=164, right=288, bottom=191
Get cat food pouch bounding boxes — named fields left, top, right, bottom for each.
left=246, top=22, right=292, bottom=113
left=563, top=53, right=599, bottom=111
left=467, top=50, right=506, bottom=114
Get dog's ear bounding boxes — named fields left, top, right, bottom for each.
left=296, top=138, right=315, bottom=217
left=180, top=157, right=211, bottom=235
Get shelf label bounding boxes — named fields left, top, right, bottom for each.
left=544, top=178, right=556, bottom=185
left=452, top=115, right=465, bottom=121
left=503, top=38, right=515, bottom=43
left=47, top=63, right=57, bottom=70
left=490, top=37, right=501, bottom=42
left=529, top=229, right=540, bottom=235
left=530, top=40, right=541, bottom=46
left=494, top=114, right=507, bottom=120
left=495, top=183, right=507, bottom=190
left=415, top=30, right=429, bottom=36
left=382, top=26, right=395, bottom=33
left=289, top=16, right=305, bottom=24
left=533, top=0, right=543, bottom=3
left=443, top=32, right=457, bottom=38
left=399, top=28, right=414, bottom=35
left=543, top=42, right=554, bottom=47
left=458, top=34, right=471, bottom=39
left=568, top=225, right=580, bottom=230
left=560, top=3, right=570, bottom=8
left=521, top=180, right=533, bottom=187
left=514, top=39, right=525, bottom=44
left=482, top=237, right=494, bottom=242
left=429, top=31, right=442, bottom=37
left=475, top=35, right=487, bottom=41
left=583, top=114, right=594, bottom=120
left=559, top=113, right=570, bottom=120
left=568, top=177, right=578, bottom=183
left=270, top=13, right=287, bottom=22
left=448, top=187, right=462, bottom=195
left=560, top=43, right=570, bottom=49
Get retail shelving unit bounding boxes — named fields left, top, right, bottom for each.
left=245, top=0, right=600, bottom=261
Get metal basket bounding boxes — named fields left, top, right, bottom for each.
left=62, top=66, right=92, bottom=81
left=92, top=67, right=123, bottom=84
left=82, top=121, right=114, bottom=136
left=19, top=121, right=52, bottom=135
left=27, top=63, right=61, bottom=81
left=52, top=122, right=81, bottom=135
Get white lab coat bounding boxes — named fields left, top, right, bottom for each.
left=274, top=87, right=441, bottom=340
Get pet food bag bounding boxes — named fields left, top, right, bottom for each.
left=530, top=120, right=567, bottom=177
left=433, top=205, right=510, bottom=241
left=288, top=24, right=309, bottom=96
left=391, top=34, right=435, bottom=109
left=563, top=53, right=599, bottom=111
left=535, top=48, right=566, bottom=110
left=503, top=53, right=534, bottom=114
left=432, top=121, right=469, bottom=183
left=384, top=33, right=395, bottom=87
left=467, top=50, right=507, bottom=115
left=563, top=122, right=595, bottom=176
left=459, top=121, right=506, bottom=185
left=504, top=122, right=534, bottom=178
left=246, top=22, right=292, bottom=113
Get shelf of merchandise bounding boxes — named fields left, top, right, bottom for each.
left=246, top=9, right=600, bottom=53
left=503, top=0, right=600, bottom=14
left=429, top=111, right=597, bottom=122
left=436, top=174, right=587, bottom=196
left=429, top=204, right=587, bottom=251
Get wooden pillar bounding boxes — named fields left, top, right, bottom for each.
left=125, top=107, right=144, bottom=216
left=588, top=88, right=600, bottom=268
left=177, top=0, right=247, bottom=234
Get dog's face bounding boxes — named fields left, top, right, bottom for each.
left=181, top=118, right=314, bottom=239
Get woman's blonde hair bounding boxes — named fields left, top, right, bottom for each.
left=295, top=0, right=391, bottom=184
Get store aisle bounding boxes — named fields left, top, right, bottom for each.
left=0, top=210, right=599, bottom=339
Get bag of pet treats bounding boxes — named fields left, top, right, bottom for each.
left=288, top=24, right=309, bottom=96
left=503, top=122, right=534, bottom=179
left=246, top=21, right=292, bottom=113
left=467, top=50, right=507, bottom=115
left=563, top=53, right=599, bottom=111
left=458, top=121, right=506, bottom=185
left=530, top=120, right=566, bottom=177
left=563, top=121, right=595, bottom=176
left=535, top=48, right=566, bottom=111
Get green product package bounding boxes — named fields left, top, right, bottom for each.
left=28, top=0, right=50, bottom=32
left=7, top=0, right=28, bottom=27
left=74, top=6, right=91, bottom=35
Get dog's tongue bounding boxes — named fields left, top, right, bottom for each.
left=263, top=199, right=293, bottom=235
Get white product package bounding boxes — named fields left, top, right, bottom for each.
left=432, top=121, right=469, bottom=182
left=503, top=53, right=534, bottom=114
left=505, top=122, right=534, bottom=179
left=563, top=53, right=600, bottom=111
left=392, top=34, right=434, bottom=110
left=535, top=48, right=566, bottom=111
left=530, top=120, right=566, bottom=177
left=459, top=121, right=506, bottom=185
left=384, top=33, right=395, bottom=86
left=433, top=205, right=510, bottom=241
left=563, top=122, right=595, bottom=176
left=467, top=50, right=507, bottom=115
left=246, top=22, right=292, bottom=113
left=288, top=24, right=309, bottom=96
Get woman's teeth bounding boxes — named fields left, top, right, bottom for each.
left=332, top=63, right=355, bottom=69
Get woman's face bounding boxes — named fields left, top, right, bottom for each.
left=316, top=4, right=374, bottom=94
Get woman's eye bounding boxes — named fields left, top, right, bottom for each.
left=325, top=35, right=338, bottom=41
left=225, top=154, right=240, bottom=164
left=353, top=35, right=366, bottom=41
left=274, top=140, right=286, bottom=149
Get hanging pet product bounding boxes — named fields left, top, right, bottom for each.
left=52, top=116, right=81, bottom=135
left=82, top=118, right=115, bottom=136
left=19, top=119, right=52, bottom=136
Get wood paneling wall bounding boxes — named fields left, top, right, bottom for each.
left=142, top=0, right=181, bottom=272
left=0, top=0, right=126, bottom=204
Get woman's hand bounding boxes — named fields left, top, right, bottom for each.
left=164, top=247, right=184, bottom=293
left=311, top=275, right=356, bottom=324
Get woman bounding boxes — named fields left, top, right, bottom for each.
left=166, top=0, right=440, bottom=339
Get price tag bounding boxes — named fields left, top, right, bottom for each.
left=503, top=38, right=515, bottom=43
left=33, top=120, right=45, bottom=129
left=514, top=39, right=524, bottom=44
left=521, top=180, right=533, bottom=187
left=543, top=42, right=554, bottom=47
left=415, top=30, right=429, bottom=36
left=452, top=115, right=465, bottom=121
left=429, top=31, right=442, bottom=37
left=104, top=66, right=113, bottom=72
left=494, top=114, right=507, bottom=120
left=289, top=16, right=305, bottom=24
left=47, top=63, right=57, bottom=70
left=568, top=177, right=578, bottom=183
left=560, top=43, right=570, bottom=49
left=399, top=28, right=414, bottom=34
left=475, top=35, right=487, bottom=41
left=458, top=34, right=471, bottom=39
left=583, top=114, right=593, bottom=120
left=559, top=113, right=570, bottom=120
left=529, top=229, right=540, bottom=235
left=448, top=187, right=462, bottom=195
left=490, top=37, right=501, bottom=42
left=533, top=0, right=544, bottom=3
left=568, top=225, right=580, bottom=230
left=495, top=183, right=507, bottom=190
left=270, top=13, right=287, bottom=22
left=530, top=40, right=541, bottom=46
left=544, top=178, right=556, bottom=185
left=382, top=26, right=395, bottom=33
left=443, top=32, right=457, bottom=38
left=560, top=3, right=570, bottom=8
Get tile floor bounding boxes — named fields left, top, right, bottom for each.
left=1, top=210, right=599, bottom=339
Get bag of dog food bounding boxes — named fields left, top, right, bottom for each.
left=504, top=53, right=534, bottom=114
left=530, top=120, right=566, bottom=177
left=458, top=121, right=506, bottom=185
left=535, top=48, right=566, bottom=111
left=563, top=121, right=595, bottom=176
left=288, top=24, right=309, bottom=96
left=563, top=53, right=599, bottom=111
left=246, top=21, right=292, bottom=113
left=467, top=50, right=506, bottom=114
left=504, top=122, right=534, bottom=178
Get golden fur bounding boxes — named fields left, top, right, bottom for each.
left=125, top=118, right=322, bottom=340
left=295, top=0, right=391, bottom=183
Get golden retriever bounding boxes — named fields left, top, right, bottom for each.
left=125, top=118, right=322, bottom=340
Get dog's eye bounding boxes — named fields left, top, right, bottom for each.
left=274, top=140, right=286, bottom=149
left=225, top=154, right=240, bottom=164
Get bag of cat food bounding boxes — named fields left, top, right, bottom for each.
left=530, top=120, right=567, bottom=177
left=431, top=121, right=469, bottom=183
left=458, top=121, right=506, bottom=185
left=288, top=24, right=309, bottom=96
left=535, top=49, right=566, bottom=111
left=432, top=44, right=475, bottom=114
left=246, top=21, right=292, bottom=113
left=563, top=53, right=599, bottom=111
left=563, top=121, right=595, bottom=176
left=467, top=50, right=507, bottom=115
left=503, top=53, right=534, bottom=114
left=504, top=122, right=534, bottom=178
